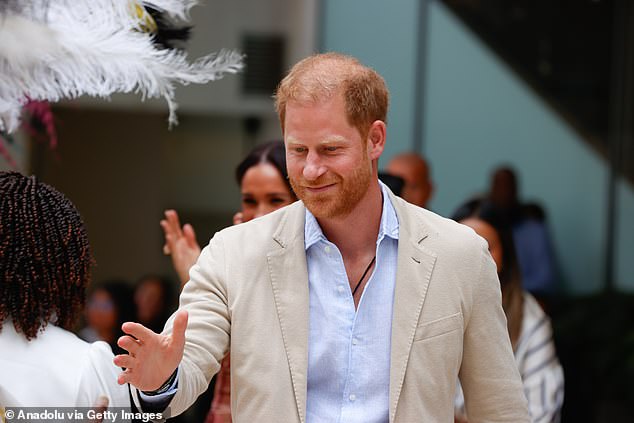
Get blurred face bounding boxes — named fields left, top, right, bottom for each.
left=86, top=289, right=116, bottom=332
left=386, top=159, right=432, bottom=208
left=134, top=279, right=164, bottom=324
left=460, top=217, right=503, bottom=272
left=240, top=163, right=295, bottom=222
left=284, top=94, right=374, bottom=219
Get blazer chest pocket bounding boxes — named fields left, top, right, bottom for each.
left=413, top=312, right=463, bottom=342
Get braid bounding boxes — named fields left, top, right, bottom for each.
left=0, top=171, right=93, bottom=340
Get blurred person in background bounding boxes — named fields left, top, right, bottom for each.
left=81, top=279, right=136, bottom=356
left=160, top=140, right=297, bottom=423
left=452, top=198, right=564, bottom=423
left=377, top=172, right=404, bottom=198
left=134, top=274, right=178, bottom=334
left=385, top=152, right=434, bottom=208
left=0, top=171, right=130, bottom=410
left=488, top=166, right=557, bottom=308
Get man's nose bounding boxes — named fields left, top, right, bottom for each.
left=303, top=151, right=326, bottom=181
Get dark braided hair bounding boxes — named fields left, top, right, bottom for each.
left=0, top=171, right=92, bottom=340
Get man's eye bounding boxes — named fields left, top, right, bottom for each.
left=294, top=147, right=306, bottom=153
left=242, top=198, right=256, bottom=205
left=325, top=146, right=338, bottom=152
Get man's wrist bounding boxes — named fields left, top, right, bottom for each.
left=141, top=368, right=178, bottom=396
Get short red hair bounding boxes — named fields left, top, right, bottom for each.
left=275, top=52, right=389, bottom=138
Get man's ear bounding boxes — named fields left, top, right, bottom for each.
left=367, top=120, right=386, bottom=161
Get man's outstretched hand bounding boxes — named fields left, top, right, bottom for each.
left=114, top=310, right=189, bottom=391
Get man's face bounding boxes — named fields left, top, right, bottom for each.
left=284, top=94, right=372, bottom=219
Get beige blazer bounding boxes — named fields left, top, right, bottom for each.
left=161, top=190, right=529, bottom=422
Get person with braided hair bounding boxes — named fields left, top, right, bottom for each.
left=0, top=171, right=130, bottom=411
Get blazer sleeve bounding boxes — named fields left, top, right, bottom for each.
left=162, top=231, right=232, bottom=417
left=459, top=238, right=530, bottom=422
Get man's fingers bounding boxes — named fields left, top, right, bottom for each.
left=121, top=321, right=157, bottom=342
left=117, top=335, right=141, bottom=355
left=117, top=368, right=133, bottom=385
left=113, top=354, right=135, bottom=369
left=171, top=310, right=189, bottom=349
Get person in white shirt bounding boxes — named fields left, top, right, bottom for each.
left=0, top=171, right=130, bottom=412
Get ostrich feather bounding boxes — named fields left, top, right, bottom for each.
left=0, top=0, right=243, bottom=132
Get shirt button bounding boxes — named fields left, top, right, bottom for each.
left=324, top=246, right=331, bottom=254
left=337, top=286, right=345, bottom=294
left=349, top=394, right=356, bottom=401
left=352, top=338, right=358, bottom=345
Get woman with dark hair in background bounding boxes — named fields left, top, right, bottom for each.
left=0, top=171, right=130, bottom=410
left=160, top=140, right=297, bottom=422
left=452, top=198, right=564, bottom=423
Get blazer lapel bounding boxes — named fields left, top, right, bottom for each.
left=267, top=202, right=310, bottom=423
left=388, top=195, right=438, bottom=422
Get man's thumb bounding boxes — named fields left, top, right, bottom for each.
left=172, top=310, right=189, bottom=347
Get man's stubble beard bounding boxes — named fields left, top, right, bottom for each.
left=290, top=155, right=372, bottom=219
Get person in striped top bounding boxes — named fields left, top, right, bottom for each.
left=452, top=198, right=564, bottom=423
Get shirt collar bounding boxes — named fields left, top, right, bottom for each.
left=304, top=180, right=399, bottom=251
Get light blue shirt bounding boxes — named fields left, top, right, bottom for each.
left=305, top=181, right=399, bottom=423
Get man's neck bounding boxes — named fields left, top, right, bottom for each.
left=317, top=180, right=383, bottom=260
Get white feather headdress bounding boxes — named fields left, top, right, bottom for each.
left=0, top=0, right=243, bottom=133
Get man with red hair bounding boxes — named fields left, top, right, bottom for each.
left=116, top=53, right=529, bottom=423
